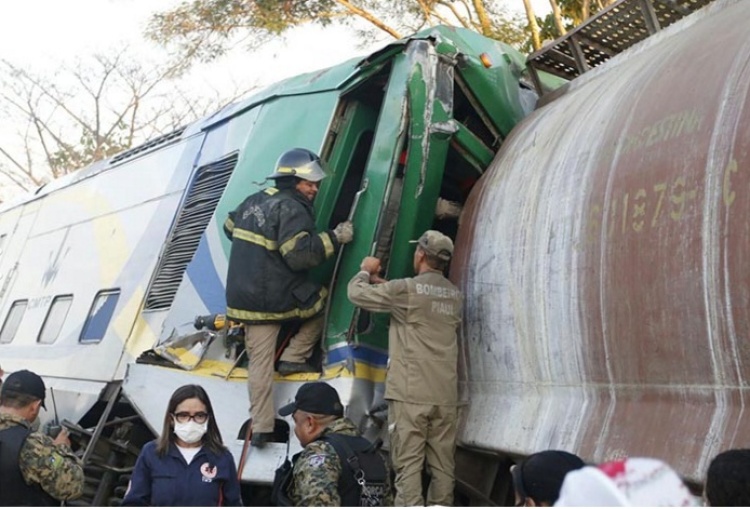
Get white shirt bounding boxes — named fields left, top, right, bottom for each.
left=176, top=444, right=201, bottom=464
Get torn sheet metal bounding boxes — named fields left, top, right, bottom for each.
left=151, top=330, right=215, bottom=371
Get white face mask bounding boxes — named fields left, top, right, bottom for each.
left=173, top=419, right=208, bottom=444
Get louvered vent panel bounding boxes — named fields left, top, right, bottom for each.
left=110, top=127, right=186, bottom=165
left=144, top=152, right=238, bottom=310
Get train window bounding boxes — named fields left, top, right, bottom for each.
left=0, top=300, right=28, bottom=344
left=79, top=289, right=120, bottom=344
left=37, top=295, right=73, bottom=344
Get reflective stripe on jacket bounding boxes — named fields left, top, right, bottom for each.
left=224, top=187, right=338, bottom=324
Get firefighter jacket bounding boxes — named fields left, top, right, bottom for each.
left=347, top=270, right=463, bottom=405
left=224, top=187, right=339, bottom=325
left=0, top=412, right=84, bottom=505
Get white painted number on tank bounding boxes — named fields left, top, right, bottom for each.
left=669, top=176, right=697, bottom=221
left=723, top=158, right=737, bottom=208
left=651, top=183, right=667, bottom=227
left=632, top=189, right=647, bottom=232
left=583, top=174, right=706, bottom=245
left=581, top=157, right=743, bottom=247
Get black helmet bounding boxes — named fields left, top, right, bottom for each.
left=267, top=148, right=327, bottom=182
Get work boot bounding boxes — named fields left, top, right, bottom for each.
left=251, top=432, right=273, bottom=448
left=277, top=361, right=317, bottom=376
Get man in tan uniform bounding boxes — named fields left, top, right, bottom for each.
left=347, top=230, right=462, bottom=506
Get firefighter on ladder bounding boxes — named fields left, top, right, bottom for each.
left=223, top=148, right=354, bottom=447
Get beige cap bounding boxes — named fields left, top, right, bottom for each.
left=410, top=230, right=454, bottom=261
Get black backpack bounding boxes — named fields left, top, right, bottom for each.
left=271, top=433, right=388, bottom=507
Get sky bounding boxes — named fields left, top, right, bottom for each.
left=0, top=0, right=551, bottom=198
left=0, top=0, right=553, bottom=92
left=0, top=0, right=385, bottom=95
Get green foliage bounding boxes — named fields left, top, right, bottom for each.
left=538, top=0, right=611, bottom=42
left=495, top=12, right=535, bottom=50
left=148, top=0, right=342, bottom=61
left=538, top=13, right=563, bottom=45
left=147, top=0, right=530, bottom=62
left=47, top=125, right=131, bottom=177
left=483, top=4, right=530, bottom=48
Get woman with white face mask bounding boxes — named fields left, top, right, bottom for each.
left=122, top=384, right=242, bottom=506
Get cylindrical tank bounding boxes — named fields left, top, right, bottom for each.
left=453, top=0, right=750, bottom=483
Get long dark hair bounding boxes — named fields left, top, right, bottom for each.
left=155, top=384, right=226, bottom=457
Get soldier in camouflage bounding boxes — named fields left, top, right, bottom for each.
left=278, top=382, right=392, bottom=506
left=0, top=370, right=84, bottom=505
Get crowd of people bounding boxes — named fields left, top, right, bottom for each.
left=223, top=147, right=464, bottom=505
left=1, top=148, right=750, bottom=506
left=2, top=370, right=750, bottom=506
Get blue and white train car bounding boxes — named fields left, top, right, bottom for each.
left=0, top=25, right=539, bottom=504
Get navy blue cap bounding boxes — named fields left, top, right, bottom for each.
left=1, top=370, right=46, bottom=409
left=278, top=382, right=343, bottom=417
left=512, top=450, right=585, bottom=505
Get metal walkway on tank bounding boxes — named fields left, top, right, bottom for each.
left=527, top=0, right=717, bottom=92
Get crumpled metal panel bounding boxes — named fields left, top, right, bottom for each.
left=452, top=0, right=750, bottom=483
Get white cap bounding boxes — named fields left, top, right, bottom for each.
left=554, top=458, right=699, bottom=507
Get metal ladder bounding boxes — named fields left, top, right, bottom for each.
left=527, top=0, right=717, bottom=93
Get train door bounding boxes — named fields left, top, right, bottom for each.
left=304, top=68, right=387, bottom=367
left=319, top=37, right=517, bottom=380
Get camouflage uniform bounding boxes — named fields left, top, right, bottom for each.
left=0, top=412, right=84, bottom=502
left=289, top=417, right=393, bottom=507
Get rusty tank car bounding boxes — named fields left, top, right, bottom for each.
left=453, top=0, right=750, bottom=489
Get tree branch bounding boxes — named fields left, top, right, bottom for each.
left=333, top=0, right=402, bottom=39
left=435, top=0, right=472, bottom=28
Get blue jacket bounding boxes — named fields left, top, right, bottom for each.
left=122, top=440, right=242, bottom=506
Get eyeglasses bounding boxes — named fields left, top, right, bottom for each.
left=173, top=412, right=209, bottom=424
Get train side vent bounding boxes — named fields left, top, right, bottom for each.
left=109, top=126, right=187, bottom=165
left=144, top=152, right=238, bottom=311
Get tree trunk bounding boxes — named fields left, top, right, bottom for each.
left=472, top=0, right=492, bottom=36
left=521, top=0, right=542, bottom=51
left=549, top=0, right=566, bottom=36
left=583, top=0, right=591, bottom=20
